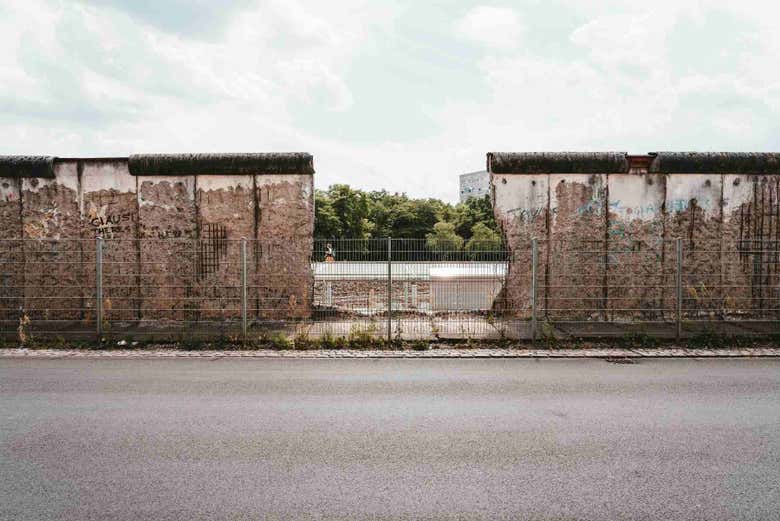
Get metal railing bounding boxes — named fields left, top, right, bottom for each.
left=1, top=237, right=778, bottom=343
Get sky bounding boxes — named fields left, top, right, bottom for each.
left=1, top=0, right=780, bottom=202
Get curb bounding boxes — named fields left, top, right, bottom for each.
left=2, top=348, right=780, bottom=359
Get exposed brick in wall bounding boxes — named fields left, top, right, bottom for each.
left=312, top=278, right=502, bottom=316
left=313, top=280, right=432, bottom=314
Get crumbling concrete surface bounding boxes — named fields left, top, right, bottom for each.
left=21, top=162, right=85, bottom=324
left=490, top=152, right=780, bottom=322
left=0, top=177, right=22, bottom=326
left=0, top=153, right=314, bottom=335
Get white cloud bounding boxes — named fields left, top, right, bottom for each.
left=454, top=6, right=522, bottom=50
left=569, top=12, right=668, bottom=71
left=3, top=0, right=780, bottom=204
left=0, top=0, right=364, bottom=126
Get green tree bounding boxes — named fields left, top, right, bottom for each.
left=315, top=185, right=501, bottom=242
left=365, top=191, right=447, bottom=239
left=465, top=222, right=502, bottom=252
left=453, top=195, right=497, bottom=240
left=425, top=221, right=464, bottom=252
left=314, top=184, right=373, bottom=239
left=313, top=189, right=341, bottom=239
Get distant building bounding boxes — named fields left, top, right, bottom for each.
left=459, top=170, right=489, bottom=202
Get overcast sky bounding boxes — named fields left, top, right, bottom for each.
left=1, top=0, right=779, bottom=201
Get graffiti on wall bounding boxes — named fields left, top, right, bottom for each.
left=1, top=181, right=17, bottom=202
left=506, top=206, right=553, bottom=222
left=87, top=203, right=137, bottom=238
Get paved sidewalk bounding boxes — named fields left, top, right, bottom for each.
left=2, top=347, right=780, bottom=358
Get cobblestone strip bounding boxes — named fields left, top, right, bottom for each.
left=1, top=348, right=780, bottom=359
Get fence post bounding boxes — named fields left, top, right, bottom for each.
left=675, top=237, right=683, bottom=341
left=95, top=236, right=103, bottom=340
left=531, top=238, right=538, bottom=344
left=387, top=237, right=392, bottom=342
left=240, top=238, right=248, bottom=346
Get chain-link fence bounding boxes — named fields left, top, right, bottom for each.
left=1, top=237, right=778, bottom=343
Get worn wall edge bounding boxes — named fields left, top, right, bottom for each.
left=650, top=152, right=780, bottom=173
left=0, top=156, right=57, bottom=178
left=488, top=152, right=780, bottom=175
left=128, top=153, right=315, bottom=176
left=488, top=152, right=629, bottom=174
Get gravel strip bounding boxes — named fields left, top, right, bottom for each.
left=2, top=348, right=780, bottom=358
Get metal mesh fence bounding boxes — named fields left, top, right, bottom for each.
left=1, top=237, right=778, bottom=343
left=311, top=238, right=510, bottom=340
left=531, top=238, right=779, bottom=338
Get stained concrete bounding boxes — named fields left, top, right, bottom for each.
left=0, top=155, right=314, bottom=332
left=490, top=152, right=780, bottom=323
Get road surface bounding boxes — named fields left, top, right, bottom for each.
left=2, top=358, right=779, bottom=520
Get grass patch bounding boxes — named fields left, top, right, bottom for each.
left=4, top=329, right=777, bottom=351
left=618, top=332, right=662, bottom=349
left=684, top=333, right=756, bottom=349
left=411, top=340, right=430, bottom=351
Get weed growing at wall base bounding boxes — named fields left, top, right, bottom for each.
left=4, top=330, right=779, bottom=351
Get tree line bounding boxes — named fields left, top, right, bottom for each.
left=314, top=185, right=504, bottom=256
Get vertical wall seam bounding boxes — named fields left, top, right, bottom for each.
left=17, top=177, right=26, bottom=322
left=192, top=175, right=200, bottom=323
left=775, top=178, right=780, bottom=320
left=761, top=179, right=776, bottom=315
left=758, top=177, right=766, bottom=311
left=134, top=175, right=142, bottom=321
left=752, top=178, right=758, bottom=305
left=718, top=173, right=725, bottom=317
left=660, top=174, right=668, bottom=321
left=253, top=174, right=260, bottom=319
left=602, top=174, right=610, bottom=321
left=544, top=174, right=551, bottom=319
left=77, top=161, right=85, bottom=321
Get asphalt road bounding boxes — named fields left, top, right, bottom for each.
left=1, top=358, right=779, bottom=520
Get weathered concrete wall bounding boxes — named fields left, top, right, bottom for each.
left=0, top=153, right=315, bottom=334
left=490, top=152, right=780, bottom=322
left=548, top=173, right=607, bottom=321
left=490, top=153, right=630, bottom=322
left=255, top=174, right=314, bottom=320
left=663, top=174, right=723, bottom=318
left=606, top=173, right=666, bottom=320
left=137, top=175, right=197, bottom=325
left=491, top=173, right=547, bottom=318
left=722, top=174, right=780, bottom=318
left=21, top=161, right=85, bottom=323
left=196, top=175, right=253, bottom=320
left=82, top=160, right=138, bottom=323
left=0, top=177, right=22, bottom=325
